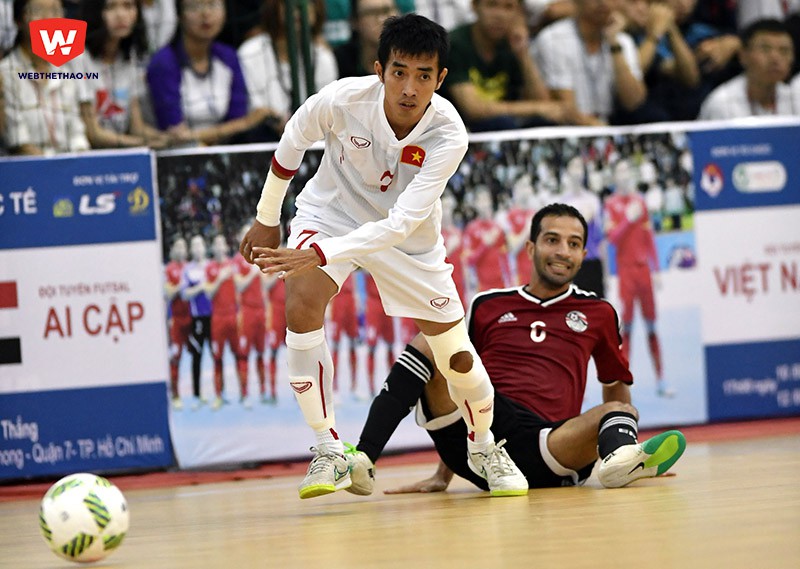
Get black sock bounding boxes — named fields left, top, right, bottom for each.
left=356, top=344, right=433, bottom=464
left=597, top=411, right=639, bottom=459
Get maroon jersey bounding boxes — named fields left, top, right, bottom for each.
left=165, top=261, right=190, bottom=321
left=234, top=254, right=265, bottom=310
left=468, top=285, right=632, bottom=422
left=207, top=259, right=237, bottom=317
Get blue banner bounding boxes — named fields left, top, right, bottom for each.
left=0, top=383, right=173, bottom=479
left=0, top=151, right=156, bottom=249
left=706, top=338, right=800, bottom=421
left=690, top=125, right=800, bottom=212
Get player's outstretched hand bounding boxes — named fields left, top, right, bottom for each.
left=239, top=221, right=281, bottom=264
left=253, top=247, right=321, bottom=279
left=383, top=475, right=450, bottom=494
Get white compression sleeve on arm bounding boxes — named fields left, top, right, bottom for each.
left=255, top=169, right=292, bottom=226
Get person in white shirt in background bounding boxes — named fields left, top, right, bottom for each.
left=77, top=0, right=171, bottom=148
left=531, top=0, right=646, bottom=125
left=0, top=0, right=89, bottom=154
left=239, top=13, right=528, bottom=500
left=699, top=18, right=797, bottom=120
left=238, top=0, right=338, bottom=141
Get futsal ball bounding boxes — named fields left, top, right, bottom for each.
left=39, top=473, right=129, bottom=563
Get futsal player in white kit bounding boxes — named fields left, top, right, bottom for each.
left=240, top=14, right=528, bottom=499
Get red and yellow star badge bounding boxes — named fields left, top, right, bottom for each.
left=400, top=145, right=425, bottom=167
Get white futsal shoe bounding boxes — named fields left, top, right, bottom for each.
left=343, top=443, right=375, bottom=496
left=467, top=439, right=528, bottom=497
left=598, top=430, right=687, bottom=488
left=298, top=445, right=352, bottom=499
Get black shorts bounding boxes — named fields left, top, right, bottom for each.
left=422, top=392, right=595, bottom=489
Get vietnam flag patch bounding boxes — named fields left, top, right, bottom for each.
left=400, top=145, right=425, bottom=167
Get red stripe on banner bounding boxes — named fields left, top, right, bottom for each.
left=0, top=282, right=18, bottom=309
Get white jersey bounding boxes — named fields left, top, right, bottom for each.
left=272, top=75, right=469, bottom=265
left=698, top=74, right=798, bottom=120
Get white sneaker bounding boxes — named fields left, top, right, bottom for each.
left=171, top=397, right=183, bottom=411
left=598, top=430, right=686, bottom=488
left=467, top=439, right=528, bottom=497
left=298, top=445, right=352, bottom=499
left=343, top=443, right=375, bottom=496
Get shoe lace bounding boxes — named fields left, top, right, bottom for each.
left=307, top=446, right=342, bottom=475
left=342, top=442, right=358, bottom=456
left=487, top=439, right=517, bottom=478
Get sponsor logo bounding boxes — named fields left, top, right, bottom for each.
left=350, top=136, right=371, bottom=149
left=334, top=465, right=349, bottom=482
left=29, top=18, right=86, bottom=67
left=700, top=163, right=724, bottom=198
left=128, top=187, right=150, bottom=215
left=53, top=197, right=75, bottom=218
left=430, top=296, right=450, bottom=309
left=732, top=161, right=786, bottom=194
left=565, top=310, right=588, bottom=333
left=497, top=312, right=517, bottom=324
left=627, top=462, right=646, bottom=475
left=478, top=402, right=493, bottom=414
left=79, top=193, right=116, bottom=215
left=290, top=381, right=313, bottom=394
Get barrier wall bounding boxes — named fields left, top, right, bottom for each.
left=0, top=150, right=173, bottom=480
left=1, top=121, right=798, bottom=479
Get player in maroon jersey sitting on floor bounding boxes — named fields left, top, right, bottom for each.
left=344, top=203, right=686, bottom=495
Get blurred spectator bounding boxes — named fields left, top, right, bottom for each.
left=444, top=0, right=574, bottom=131
left=792, top=71, right=800, bottom=107
left=238, top=0, right=337, bottom=140
left=77, top=0, right=170, bottom=148
left=334, top=0, right=397, bottom=77
left=1, top=0, right=15, bottom=57
left=217, top=0, right=260, bottom=48
left=141, top=0, right=177, bottom=52
left=523, top=0, right=574, bottom=33
left=146, top=0, right=271, bottom=146
left=531, top=0, right=649, bottom=126
left=699, top=19, right=796, bottom=119
left=463, top=186, right=511, bottom=292
left=415, top=0, right=475, bottom=31
left=662, top=177, right=684, bottom=230
left=0, top=0, right=90, bottom=154
left=737, top=0, right=799, bottom=30
left=324, top=0, right=412, bottom=48
left=622, top=0, right=700, bottom=120
left=644, top=181, right=664, bottom=232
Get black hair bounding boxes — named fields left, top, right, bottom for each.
left=740, top=18, right=792, bottom=48
left=377, top=13, right=448, bottom=72
left=529, top=203, right=588, bottom=245
left=79, top=0, right=149, bottom=60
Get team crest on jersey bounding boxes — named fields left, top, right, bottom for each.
left=565, top=311, right=588, bottom=333
left=350, top=136, right=371, bottom=149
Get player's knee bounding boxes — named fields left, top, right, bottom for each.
left=449, top=350, right=473, bottom=374
left=603, top=400, right=638, bottom=420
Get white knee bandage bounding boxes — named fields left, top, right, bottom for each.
left=423, top=320, right=483, bottom=390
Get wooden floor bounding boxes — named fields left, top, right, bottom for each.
left=1, top=433, right=799, bottom=569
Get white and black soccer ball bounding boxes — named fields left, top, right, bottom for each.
left=39, top=473, right=129, bottom=563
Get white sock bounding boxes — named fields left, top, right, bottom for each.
left=286, top=328, right=336, bottom=434
left=315, top=428, right=344, bottom=454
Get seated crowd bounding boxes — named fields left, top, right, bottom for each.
left=2, top=0, right=800, bottom=155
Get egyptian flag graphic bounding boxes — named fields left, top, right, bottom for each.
left=400, top=145, right=425, bottom=167
left=0, top=281, right=21, bottom=365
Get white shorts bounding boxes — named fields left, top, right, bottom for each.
left=287, top=215, right=464, bottom=323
